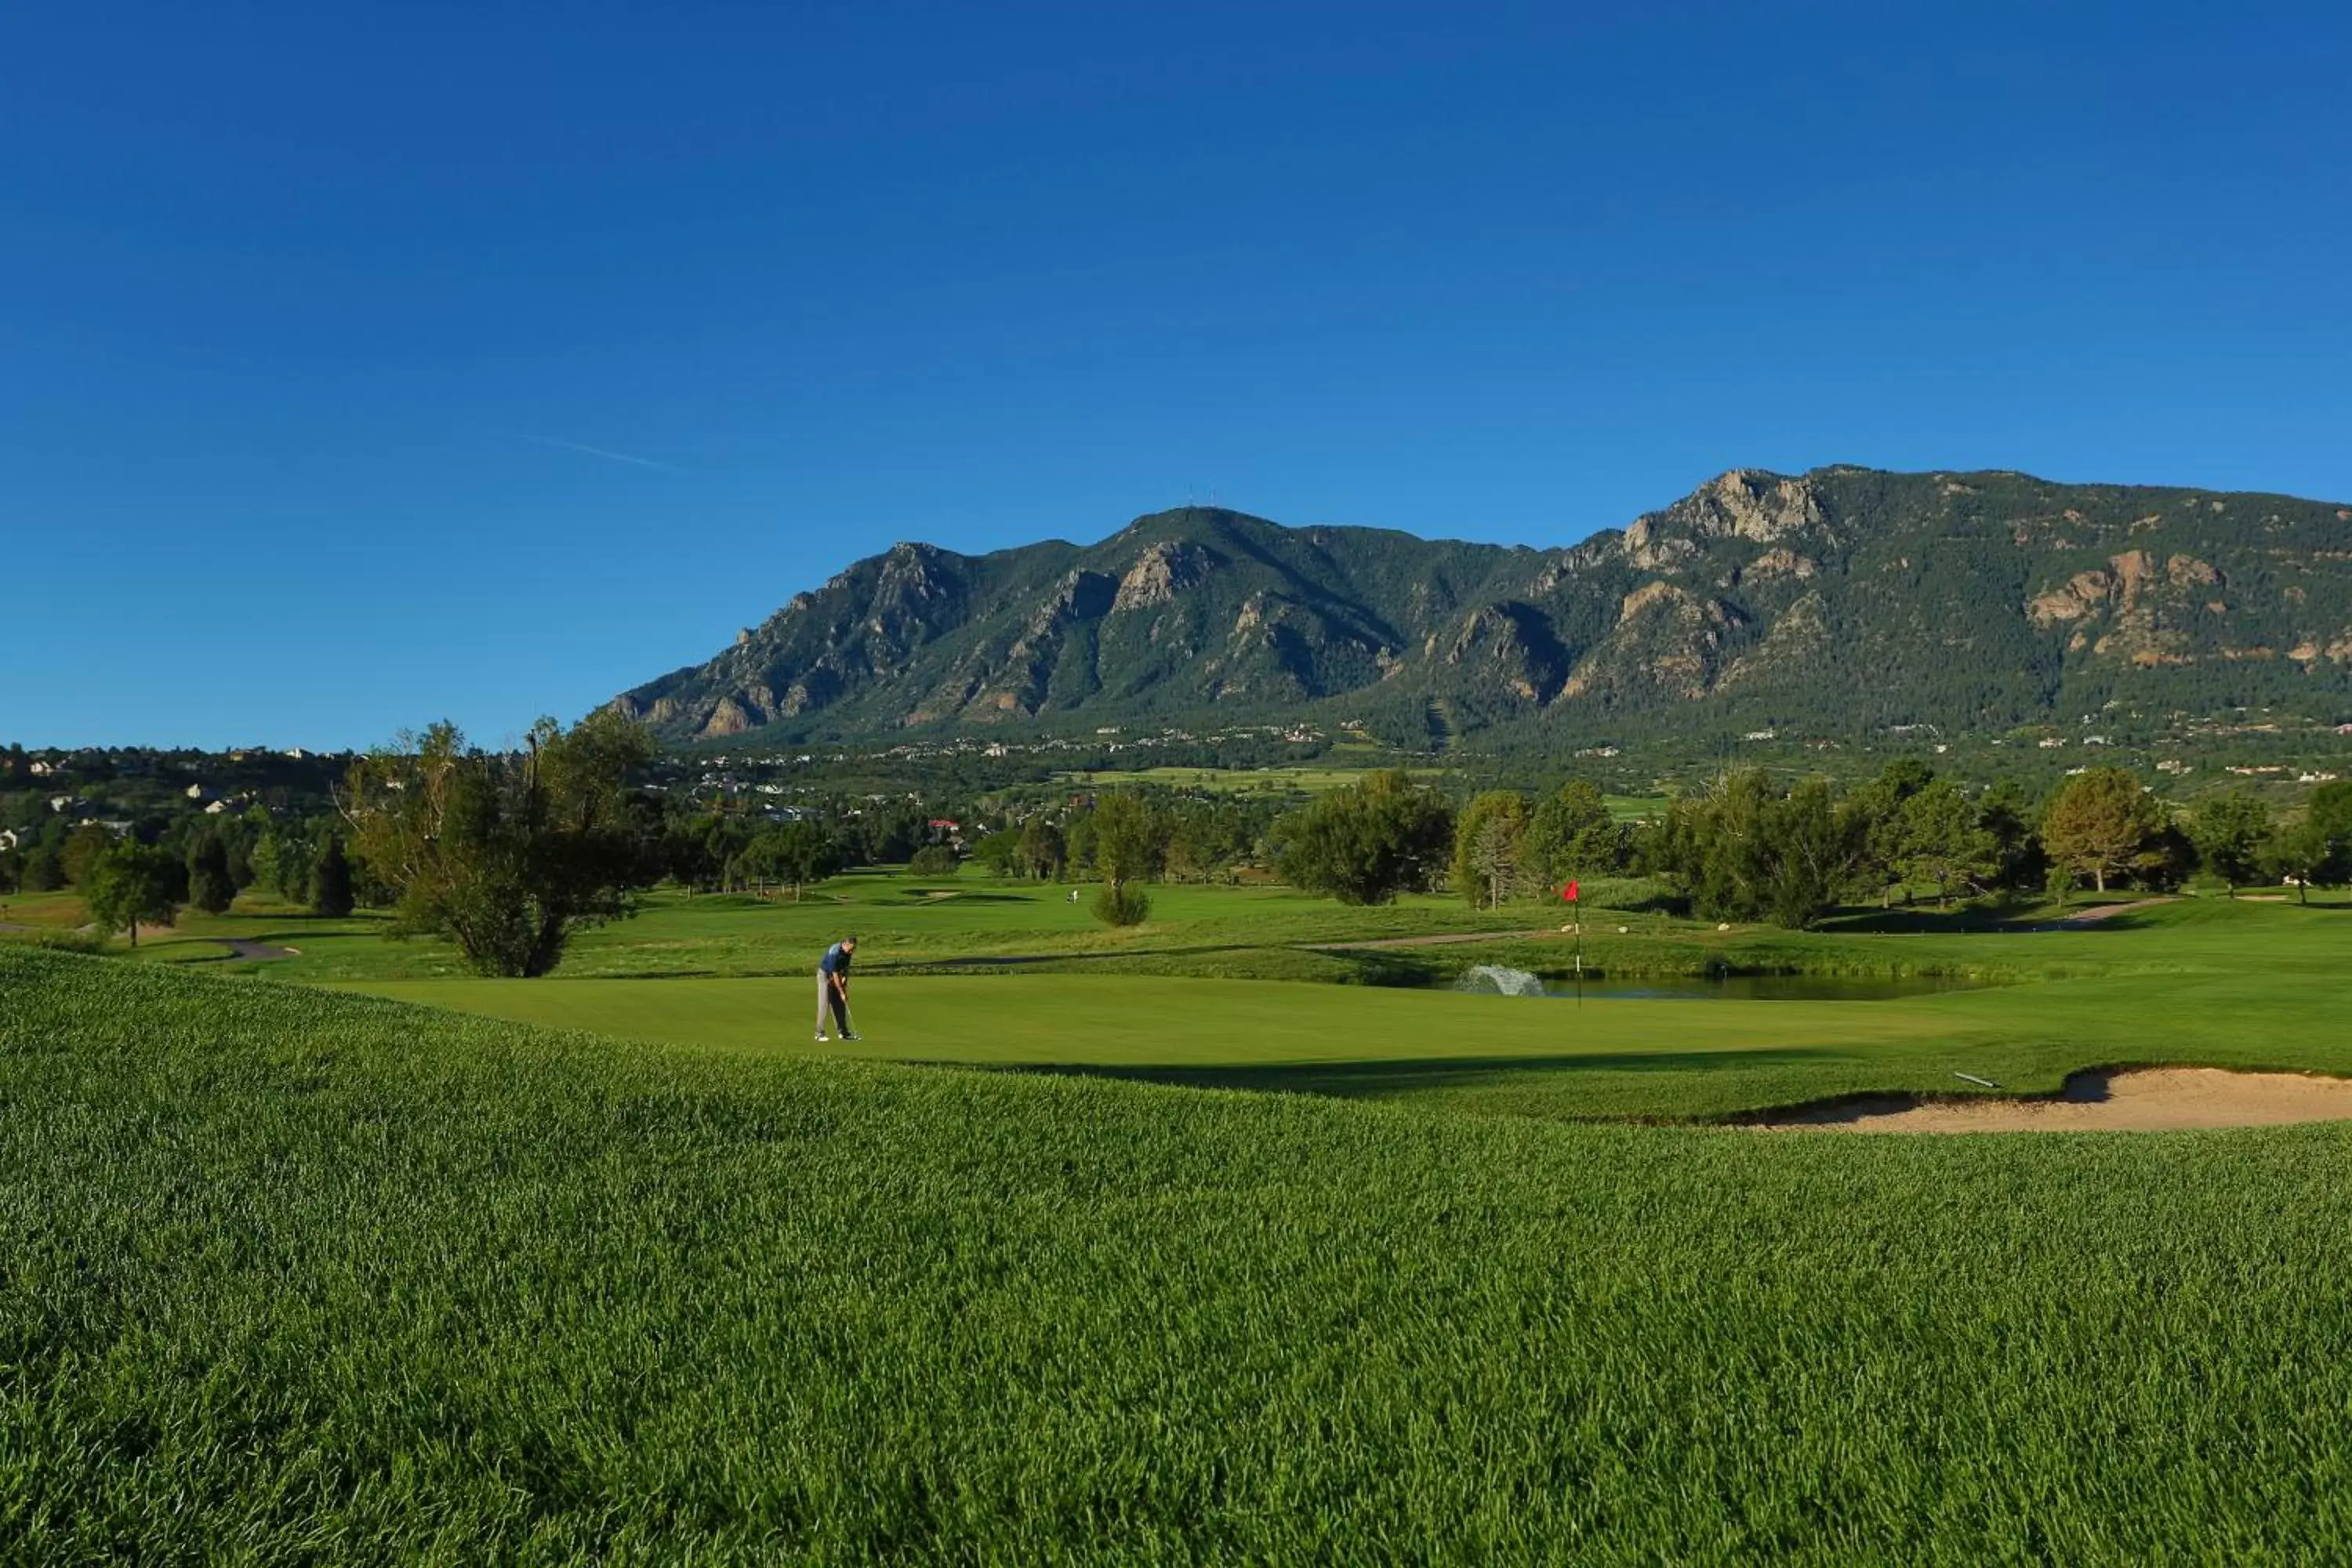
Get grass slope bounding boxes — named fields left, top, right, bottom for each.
left=9, top=947, right=2352, bottom=1562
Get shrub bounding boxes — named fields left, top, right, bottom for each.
left=1091, top=884, right=1151, bottom=927
left=908, top=845, right=960, bottom=877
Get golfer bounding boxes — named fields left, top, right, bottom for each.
left=815, top=936, right=859, bottom=1042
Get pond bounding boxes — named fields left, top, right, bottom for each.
left=1547, top=975, right=1991, bottom=1001
left=1450, top=964, right=1989, bottom=1001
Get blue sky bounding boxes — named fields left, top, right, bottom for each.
left=7, top=1, right=2348, bottom=748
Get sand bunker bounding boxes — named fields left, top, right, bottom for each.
left=1756, top=1068, right=2352, bottom=1134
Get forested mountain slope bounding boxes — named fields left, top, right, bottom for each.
left=612, top=467, right=2352, bottom=745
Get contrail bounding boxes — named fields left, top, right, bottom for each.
left=520, top=434, right=689, bottom=474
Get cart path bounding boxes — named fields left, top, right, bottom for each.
left=2045, top=897, right=2177, bottom=926
left=222, top=938, right=301, bottom=961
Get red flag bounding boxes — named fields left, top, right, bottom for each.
left=1563, top=880, right=1580, bottom=903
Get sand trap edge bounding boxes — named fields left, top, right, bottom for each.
left=1742, top=1066, right=2352, bottom=1134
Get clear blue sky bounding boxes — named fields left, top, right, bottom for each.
left=8, top=1, right=2348, bottom=749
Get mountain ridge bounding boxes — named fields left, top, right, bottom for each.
left=610, top=467, right=2352, bottom=746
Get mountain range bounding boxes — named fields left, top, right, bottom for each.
left=610, top=466, right=2352, bottom=748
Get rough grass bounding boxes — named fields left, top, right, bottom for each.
left=9, top=947, right=2352, bottom=1562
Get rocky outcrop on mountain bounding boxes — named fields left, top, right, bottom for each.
left=1112, top=542, right=1214, bottom=612
left=610, top=468, right=2352, bottom=743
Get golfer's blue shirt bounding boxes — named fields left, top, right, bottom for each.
left=818, top=942, right=852, bottom=976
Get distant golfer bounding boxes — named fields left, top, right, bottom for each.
left=815, top=935, right=859, bottom=1042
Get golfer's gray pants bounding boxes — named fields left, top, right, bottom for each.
left=816, top=973, right=850, bottom=1035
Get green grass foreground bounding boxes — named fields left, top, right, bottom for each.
left=9, top=946, right=2352, bottom=1562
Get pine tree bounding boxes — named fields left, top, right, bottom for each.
left=1452, top=791, right=1528, bottom=909
left=2189, top=792, right=2271, bottom=897
left=2041, top=768, right=2167, bottom=894
left=313, top=837, right=355, bottom=917
left=188, top=835, right=237, bottom=915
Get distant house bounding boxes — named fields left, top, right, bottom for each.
left=0, top=827, right=30, bottom=852
left=186, top=783, right=210, bottom=800
left=48, top=795, right=80, bottom=814
left=28, top=760, right=58, bottom=778
left=204, top=799, right=235, bottom=815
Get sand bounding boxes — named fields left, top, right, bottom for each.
left=1755, top=1068, right=2352, bottom=1134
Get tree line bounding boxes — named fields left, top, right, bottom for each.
left=23, top=711, right=2347, bottom=971
left=1245, top=764, right=2352, bottom=928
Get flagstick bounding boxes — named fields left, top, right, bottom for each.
left=1566, top=882, right=1583, bottom=1007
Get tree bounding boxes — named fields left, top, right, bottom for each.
left=1089, top=793, right=1161, bottom=925
left=340, top=713, right=655, bottom=977
left=250, top=830, right=287, bottom=902
left=1275, top=770, right=1454, bottom=906
left=187, top=834, right=238, bottom=915
left=1452, top=791, right=1528, bottom=909
left=84, top=840, right=181, bottom=947
left=1646, top=771, right=1861, bottom=929
left=252, top=824, right=321, bottom=906
left=312, top=836, right=356, bottom=916
left=1976, top=778, right=2046, bottom=892
left=1760, top=778, right=1864, bottom=929
left=2190, top=792, right=2271, bottom=897
left=2265, top=820, right=2325, bottom=904
left=975, top=829, right=1023, bottom=878
left=2041, top=768, right=2168, bottom=894
left=735, top=821, right=840, bottom=899
left=21, top=838, right=67, bottom=892
left=773, top=821, right=840, bottom=898
left=1017, top=818, right=1067, bottom=880
left=1849, top=760, right=1936, bottom=903
left=0, top=848, right=18, bottom=895
left=1523, top=780, right=1623, bottom=890
left=62, top=823, right=114, bottom=889
left=2308, top=781, right=2352, bottom=887
left=1897, top=779, right=1997, bottom=906
left=908, top=844, right=960, bottom=877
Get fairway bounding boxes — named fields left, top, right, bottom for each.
left=343, top=894, right=2352, bottom=1123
